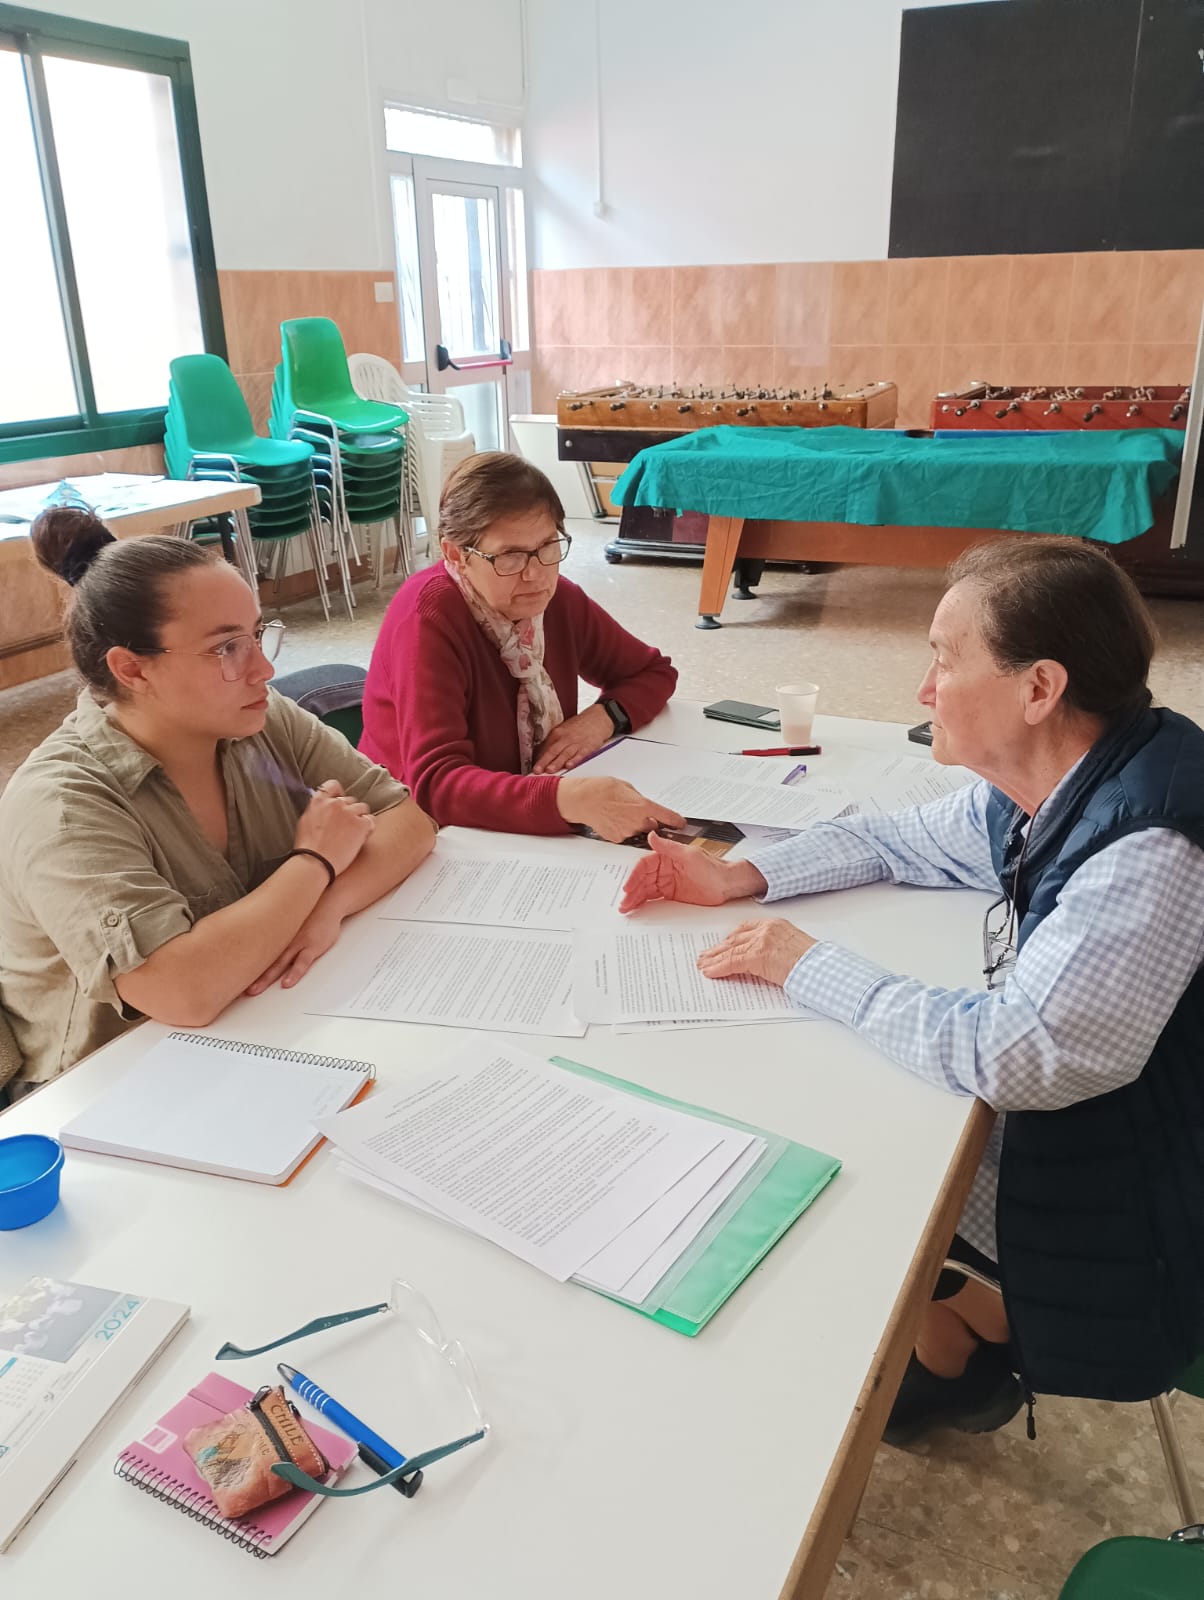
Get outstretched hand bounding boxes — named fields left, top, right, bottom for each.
left=619, top=832, right=768, bottom=913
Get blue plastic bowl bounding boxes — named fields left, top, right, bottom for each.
left=0, top=1135, right=65, bottom=1229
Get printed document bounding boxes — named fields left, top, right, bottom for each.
left=317, top=1041, right=723, bottom=1280
left=377, top=849, right=627, bottom=931
left=305, top=922, right=585, bottom=1036
left=574, top=927, right=805, bottom=1025
left=581, top=740, right=850, bottom=830
left=839, top=753, right=977, bottom=814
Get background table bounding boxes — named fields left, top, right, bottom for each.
left=0, top=706, right=993, bottom=1598
left=0, top=475, right=262, bottom=691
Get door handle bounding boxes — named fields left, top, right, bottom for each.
left=436, top=340, right=512, bottom=372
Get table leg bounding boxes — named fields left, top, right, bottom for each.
left=733, top=557, right=764, bottom=598
left=697, top=514, right=745, bottom=628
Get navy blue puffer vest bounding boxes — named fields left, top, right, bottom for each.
left=984, top=707, right=1204, bottom=1401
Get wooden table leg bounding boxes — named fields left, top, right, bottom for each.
left=696, top=514, right=745, bottom=628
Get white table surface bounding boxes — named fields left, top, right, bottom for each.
left=0, top=705, right=991, bottom=1598
left=0, top=473, right=260, bottom=541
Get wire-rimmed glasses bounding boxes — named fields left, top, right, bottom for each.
left=138, top=618, right=285, bottom=681
left=465, top=531, right=572, bottom=577
left=982, top=807, right=1038, bottom=992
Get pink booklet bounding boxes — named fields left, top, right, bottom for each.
left=114, top=1371, right=357, bottom=1556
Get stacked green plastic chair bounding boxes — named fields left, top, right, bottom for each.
left=269, top=317, right=412, bottom=593
left=165, top=354, right=336, bottom=620
left=1058, top=1533, right=1203, bottom=1598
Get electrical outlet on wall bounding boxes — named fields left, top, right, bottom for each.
left=373, top=281, right=395, bottom=303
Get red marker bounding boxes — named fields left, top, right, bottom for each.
left=735, top=745, right=822, bottom=757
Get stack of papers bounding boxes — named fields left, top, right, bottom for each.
left=318, top=1038, right=767, bottom=1306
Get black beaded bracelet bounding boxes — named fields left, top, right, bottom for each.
left=286, top=847, right=336, bottom=887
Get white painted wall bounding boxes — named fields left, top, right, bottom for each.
left=524, top=0, right=998, bottom=269
left=18, top=0, right=524, bottom=269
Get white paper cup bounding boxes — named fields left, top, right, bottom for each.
left=776, top=682, right=819, bottom=745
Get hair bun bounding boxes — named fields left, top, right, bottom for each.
left=30, top=506, right=117, bottom=587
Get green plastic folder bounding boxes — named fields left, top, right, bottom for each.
left=551, top=1056, right=841, bottom=1336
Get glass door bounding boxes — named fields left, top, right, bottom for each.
left=415, top=176, right=508, bottom=450
left=386, top=151, right=530, bottom=450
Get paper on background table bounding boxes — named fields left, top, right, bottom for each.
left=574, top=928, right=805, bottom=1025
left=377, top=849, right=628, bottom=931
left=316, top=1040, right=723, bottom=1281
left=305, top=920, right=585, bottom=1036
left=581, top=739, right=851, bottom=830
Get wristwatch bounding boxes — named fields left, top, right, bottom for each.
left=599, top=697, right=632, bottom=736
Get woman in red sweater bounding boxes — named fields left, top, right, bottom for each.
left=360, top=452, right=682, bottom=840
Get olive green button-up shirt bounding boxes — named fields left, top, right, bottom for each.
left=0, top=688, right=409, bottom=1088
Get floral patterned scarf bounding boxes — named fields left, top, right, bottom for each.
left=444, top=559, right=564, bottom=774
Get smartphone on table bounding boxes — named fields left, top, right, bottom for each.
left=703, top=700, right=781, bottom=732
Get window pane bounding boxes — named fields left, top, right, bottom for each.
left=504, top=186, right=529, bottom=352
left=390, top=173, right=425, bottom=364
left=450, top=380, right=503, bottom=452
left=385, top=105, right=519, bottom=166
left=43, top=54, right=204, bottom=413
left=431, top=192, right=499, bottom=358
left=0, top=48, right=78, bottom=425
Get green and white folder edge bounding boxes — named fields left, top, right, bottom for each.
left=551, top=1057, right=840, bottom=1336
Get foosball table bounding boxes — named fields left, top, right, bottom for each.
left=932, top=383, right=1192, bottom=431
left=556, top=381, right=898, bottom=567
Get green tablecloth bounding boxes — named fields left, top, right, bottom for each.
left=611, top=426, right=1184, bottom=544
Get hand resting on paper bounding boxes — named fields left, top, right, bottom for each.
left=556, top=775, right=685, bottom=844
left=618, top=831, right=768, bottom=913
left=531, top=704, right=615, bottom=774
left=697, top=919, right=817, bottom=989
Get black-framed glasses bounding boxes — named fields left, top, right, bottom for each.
left=137, top=619, right=285, bottom=681
left=982, top=806, right=1038, bottom=991
left=465, top=532, right=572, bottom=577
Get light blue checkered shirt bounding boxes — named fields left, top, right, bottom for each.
left=747, top=777, right=1204, bottom=1260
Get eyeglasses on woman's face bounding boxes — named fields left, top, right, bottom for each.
left=465, top=532, right=572, bottom=578
left=138, top=619, right=285, bottom=682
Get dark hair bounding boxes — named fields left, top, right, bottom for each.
left=947, top=535, right=1155, bottom=722
left=438, top=451, right=565, bottom=549
left=31, top=507, right=220, bottom=700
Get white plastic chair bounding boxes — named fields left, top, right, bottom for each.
left=348, top=354, right=476, bottom=540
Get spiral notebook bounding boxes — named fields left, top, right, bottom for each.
left=115, top=1372, right=358, bottom=1557
left=59, top=1031, right=375, bottom=1184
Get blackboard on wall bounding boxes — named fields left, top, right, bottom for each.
left=889, top=0, right=1204, bottom=257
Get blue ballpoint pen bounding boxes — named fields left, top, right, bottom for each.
left=277, top=1362, right=421, bottom=1497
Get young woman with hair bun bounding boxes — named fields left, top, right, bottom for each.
left=0, top=510, right=433, bottom=1095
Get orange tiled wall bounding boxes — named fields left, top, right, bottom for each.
left=0, top=270, right=401, bottom=491
left=531, top=251, right=1204, bottom=428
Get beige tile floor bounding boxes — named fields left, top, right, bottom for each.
left=2, top=519, right=1203, bottom=1596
